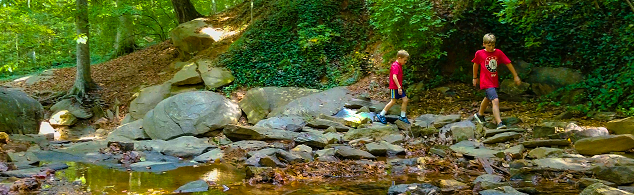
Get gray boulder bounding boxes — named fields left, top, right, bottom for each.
left=269, top=87, right=353, bottom=118
left=143, top=91, right=241, bottom=140
left=170, top=18, right=216, bottom=54
left=606, top=117, right=634, bottom=135
left=575, top=135, right=634, bottom=156
left=107, top=119, right=150, bottom=141
left=128, top=83, right=171, bottom=120
left=527, top=67, right=583, bottom=96
left=254, top=116, right=306, bottom=130
left=223, top=125, right=298, bottom=141
left=50, top=99, right=92, bottom=119
left=0, top=88, right=44, bottom=134
left=239, top=87, right=319, bottom=124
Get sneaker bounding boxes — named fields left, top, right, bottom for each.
left=473, top=113, right=486, bottom=124
left=496, top=122, right=507, bottom=129
left=376, top=114, right=387, bottom=124
left=398, top=116, right=411, bottom=124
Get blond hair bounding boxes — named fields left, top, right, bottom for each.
left=483, top=33, right=496, bottom=44
left=396, top=50, right=409, bottom=59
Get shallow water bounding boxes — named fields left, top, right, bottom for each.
left=54, top=162, right=581, bottom=194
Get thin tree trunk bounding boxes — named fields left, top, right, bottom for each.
left=68, top=0, right=96, bottom=100
left=170, top=0, right=203, bottom=24
left=114, top=0, right=136, bottom=57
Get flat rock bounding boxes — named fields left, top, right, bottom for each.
left=0, top=163, right=68, bottom=178
left=450, top=141, right=501, bottom=158
left=335, top=146, right=376, bottom=160
left=575, top=135, right=634, bottom=156
left=521, top=139, right=570, bottom=148
left=580, top=183, right=633, bottom=195
left=173, top=180, right=209, bottom=193
left=485, top=128, right=526, bottom=137
left=483, top=132, right=522, bottom=144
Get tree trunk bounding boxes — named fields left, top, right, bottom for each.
left=68, top=0, right=96, bottom=100
left=114, top=0, right=136, bottom=57
left=171, top=0, right=203, bottom=24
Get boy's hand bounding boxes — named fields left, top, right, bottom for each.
left=398, top=88, right=403, bottom=95
left=514, top=77, right=521, bottom=86
left=473, top=78, right=478, bottom=87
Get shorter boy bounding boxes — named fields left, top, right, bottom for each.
left=376, top=50, right=410, bottom=124
left=472, top=33, right=522, bottom=129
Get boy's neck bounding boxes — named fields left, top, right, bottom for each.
left=485, top=48, right=496, bottom=52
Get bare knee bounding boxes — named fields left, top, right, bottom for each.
left=402, top=97, right=409, bottom=103
left=492, top=98, right=499, bottom=105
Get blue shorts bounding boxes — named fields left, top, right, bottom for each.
left=390, top=89, right=407, bottom=99
left=485, top=88, right=499, bottom=100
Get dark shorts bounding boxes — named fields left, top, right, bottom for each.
left=485, top=88, right=499, bottom=100
left=390, top=89, right=407, bottom=99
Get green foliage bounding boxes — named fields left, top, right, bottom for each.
left=219, top=0, right=369, bottom=89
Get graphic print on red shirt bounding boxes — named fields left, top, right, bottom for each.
left=471, top=49, right=511, bottom=89
left=389, top=61, right=403, bottom=89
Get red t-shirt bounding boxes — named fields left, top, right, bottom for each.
left=471, top=49, right=511, bottom=89
left=389, top=61, right=403, bottom=89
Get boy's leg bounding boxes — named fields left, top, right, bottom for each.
left=484, top=88, right=505, bottom=129
left=474, top=97, right=488, bottom=124
left=377, top=99, right=397, bottom=124
left=399, top=96, right=410, bottom=124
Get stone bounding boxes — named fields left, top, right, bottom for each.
left=200, top=67, right=234, bottom=89
left=335, top=146, right=376, bottom=160
left=450, top=141, right=501, bottom=158
left=365, top=141, right=405, bottom=156
left=381, top=134, right=405, bottom=144
left=170, top=18, right=216, bottom=54
left=592, top=166, right=634, bottom=185
left=107, top=119, right=150, bottom=141
left=484, top=128, right=526, bottom=137
left=323, top=132, right=342, bottom=144
left=527, top=147, right=564, bottom=159
left=173, top=180, right=209, bottom=193
left=49, top=110, right=77, bottom=126
left=504, top=145, right=525, bottom=159
left=500, top=79, right=530, bottom=95
left=387, top=183, right=440, bottom=195
left=294, top=131, right=329, bottom=148
left=292, top=145, right=312, bottom=153
left=575, top=135, right=634, bottom=156
left=315, top=148, right=336, bottom=157
left=7, top=152, right=39, bottom=164
left=527, top=67, right=583, bottom=96
left=606, top=117, right=634, bottom=135
left=269, top=87, right=353, bottom=118
left=343, top=125, right=398, bottom=141
left=0, top=163, right=68, bottom=178
left=433, top=115, right=461, bottom=128
left=275, top=150, right=303, bottom=164
left=193, top=148, right=223, bottom=163
left=254, top=116, right=306, bottom=130
left=580, top=183, right=633, bottom=195
left=474, top=174, right=504, bottom=184
left=239, top=87, right=319, bottom=124
left=143, top=91, right=241, bottom=140
left=483, top=132, right=522, bottom=144
left=479, top=186, right=528, bottom=195
left=306, top=119, right=350, bottom=132
left=578, top=178, right=617, bottom=188
left=259, top=155, right=286, bottom=167
left=533, top=122, right=567, bottom=138
left=592, top=112, right=617, bottom=121
left=439, top=179, right=468, bottom=191
left=521, top=139, right=570, bottom=148
left=246, top=167, right=273, bottom=178
left=223, top=125, right=298, bottom=141
left=50, top=99, right=93, bottom=119
left=154, top=136, right=216, bottom=158
left=170, top=62, right=202, bottom=85
left=227, top=140, right=270, bottom=151
left=128, top=84, right=171, bottom=120
left=450, top=123, right=476, bottom=142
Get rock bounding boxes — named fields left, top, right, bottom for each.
left=500, top=79, right=530, bottom=95
left=8, top=152, right=39, bottom=164
left=575, top=135, right=634, bottom=156
left=365, top=141, right=405, bottom=156
left=227, top=140, right=270, bottom=151
left=0, top=88, right=44, bottom=134
left=275, top=150, right=303, bottom=164
left=317, top=155, right=339, bottom=162
left=269, top=87, right=353, bottom=118
left=294, top=131, right=329, bottom=148
left=387, top=183, right=440, bottom=195
left=527, top=67, right=583, bottom=96
left=344, top=98, right=372, bottom=109
left=561, top=126, right=610, bottom=143
left=485, top=128, right=526, bottom=137
left=323, top=132, right=342, bottom=144
left=143, top=136, right=215, bottom=158
left=335, top=146, right=376, bottom=160
left=193, top=148, right=223, bottom=163
left=433, top=115, right=461, bottom=128
left=169, top=84, right=204, bottom=96
left=173, top=180, right=209, bottom=193
left=200, top=67, right=234, bottom=89
left=533, top=121, right=568, bottom=138
left=343, top=125, right=398, bottom=141
left=143, top=91, right=241, bottom=140
left=381, top=134, right=405, bottom=144
left=580, top=183, right=633, bottom=195
left=0, top=163, right=68, bottom=178
left=246, top=166, right=273, bottom=178
left=239, top=87, right=319, bottom=124
left=107, top=119, right=150, bottom=141
left=532, top=158, right=598, bottom=172
left=503, top=145, right=525, bottom=159
left=49, top=110, right=77, bottom=126
left=578, top=178, right=617, bottom=188
left=170, top=18, right=216, bottom=54
left=254, top=117, right=306, bottom=130
left=223, top=125, right=298, bottom=141
left=527, top=147, right=564, bottom=159
left=474, top=174, right=504, bottom=184
left=606, top=117, right=634, bottom=135
left=430, top=148, right=447, bottom=157
left=259, top=155, right=286, bottom=167
left=448, top=121, right=476, bottom=142
left=50, top=99, right=92, bottom=119
left=129, top=161, right=180, bottom=172
left=521, top=139, right=570, bottom=148
left=170, top=61, right=202, bottom=85
left=439, top=179, right=468, bottom=191
left=554, top=111, right=574, bottom=120
left=128, top=83, right=171, bottom=120
left=592, top=166, right=634, bottom=185
left=412, top=126, right=439, bottom=138
left=315, top=148, right=336, bottom=157
left=450, top=141, right=501, bottom=158
left=592, top=112, right=617, bottom=121
left=395, top=120, right=411, bottom=131
left=483, top=132, right=522, bottom=144
left=479, top=186, right=528, bottom=195
left=306, top=119, right=350, bottom=132
left=319, top=114, right=370, bottom=128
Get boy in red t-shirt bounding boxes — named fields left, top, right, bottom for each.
left=376, top=50, right=410, bottom=124
left=472, top=33, right=521, bottom=129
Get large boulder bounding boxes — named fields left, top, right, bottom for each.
left=50, top=99, right=92, bottom=119
left=239, top=87, right=319, bottom=124
left=575, top=135, right=634, bottom=156
left=606, top=117, right=634, bottom=135
left=107, top=119, right=150, bottom=141
left=269, top=87, right=353, bottom=118
left=0, top=88, right=44, bottom=134
left=170, top=62, right=202, bottom=85
left=143, top=91, right=241, bottom=140
left=169, top=18, right=217, bottom=55
left=128, top=83, right=171, bottom=120
left=199, top=66, right=234, bottom=90
left=527, top=67, right=584, bottom=96
left=580, top=183, right=633, bottom=195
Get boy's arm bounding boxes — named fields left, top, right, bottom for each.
left=472, top=63, right=479, bottom=87
left=505, top=63, right=522, bottom=85
left=392, top=74, right=402, bottom=89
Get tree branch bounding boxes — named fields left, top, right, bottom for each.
left=626, top=0, right=634, bottom=13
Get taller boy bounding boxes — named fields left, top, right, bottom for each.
left=376, top=50, right=410, bottom=124
left=472, top=33, right=521, bottom=129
